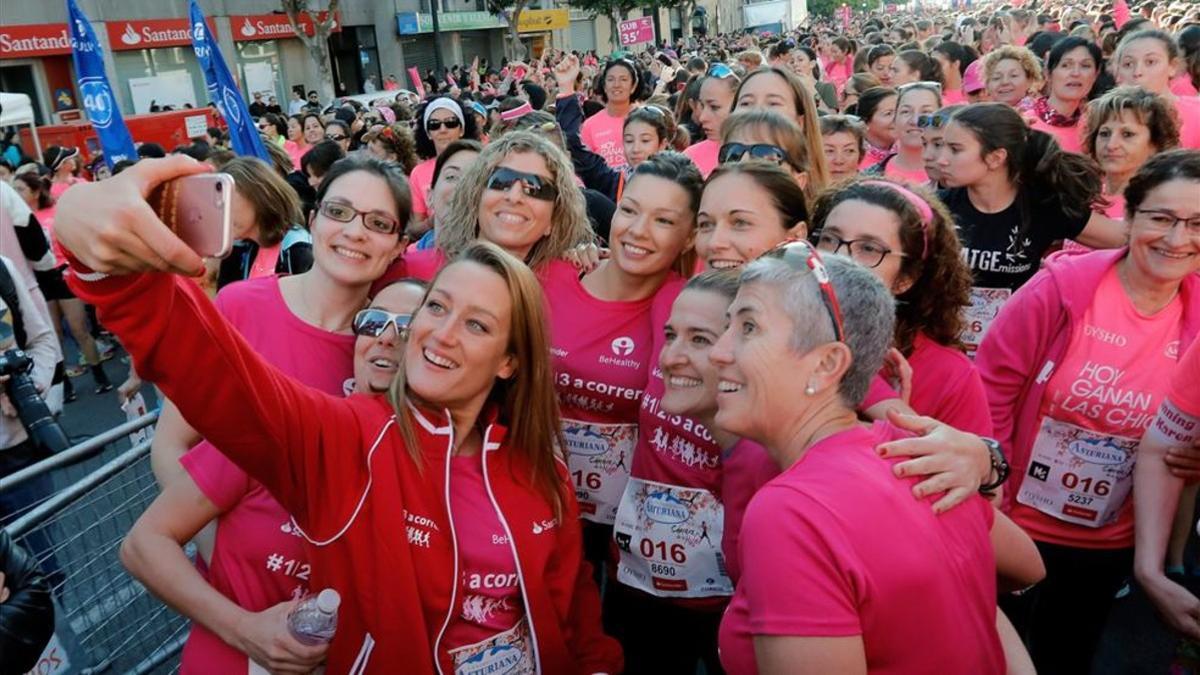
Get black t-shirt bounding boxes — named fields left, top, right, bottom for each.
left=939, top=187, right=1089, bottom=292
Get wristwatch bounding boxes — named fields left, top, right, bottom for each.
left=979, top=437, right=1010, bottom=495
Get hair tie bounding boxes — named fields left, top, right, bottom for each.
left=861, top=180, right=934, bottom=260
left=500, top=101, right=534, bottom=122
left=422, top=98, right=465, bottom=130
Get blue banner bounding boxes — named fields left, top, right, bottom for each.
left=66, top=0, right=137, bottom=168
left=189, top=0, right=269, bottom=161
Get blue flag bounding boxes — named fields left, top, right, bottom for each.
left=189, top=0, right=269, bottom=161
left=66, top=0, right=137, bottom=168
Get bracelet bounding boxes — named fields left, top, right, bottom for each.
left=979, top=437, right=1010, bottom=494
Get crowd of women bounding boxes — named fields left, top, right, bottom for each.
left=9, top=0, right=1200, bottom=672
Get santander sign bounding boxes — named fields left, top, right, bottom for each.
left=106, top=18, right=215, bottom=51
left=0, top=24, right=72, bottom=59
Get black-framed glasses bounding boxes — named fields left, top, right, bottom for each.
left=485, top=167, right=558, bottom=202
left=1135, top=209, right=1200, bottom=235
left=813, top=231, right=904, bottom=269
left=426, top=117, right=462, bottom=131
left=718, top=142, right=788, bottom=166
left=352, top=309, right=411, bottom=338
left=762, top=241, right=846, bottom=343
left=325, top=133, right=347, bottom=142
left=707, top=63, right=739, bottom=80
left=318, top=200, right=401, bottom=235
left=916, top=113, right=951, bottom=129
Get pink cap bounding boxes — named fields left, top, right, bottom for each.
left=963, top=61, right=984, bottom=94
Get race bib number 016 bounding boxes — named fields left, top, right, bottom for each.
left=961, top=287, right=1011, bottom=357
left=563, top=420, right=636, bottom=525
left=1017, top=417, right=1137, bottom=528
left=613, top=478, right=733, bottom=598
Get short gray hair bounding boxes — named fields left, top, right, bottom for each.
left=740, top=254, right=895, bottom=407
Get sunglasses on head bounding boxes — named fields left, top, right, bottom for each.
left=352, top=308, right=411, bottom=338
left=485, top=166, right=558, bottom=202
left=898, top=80, right=944, bottom=94
left=426, top=117, right=462, bottom=131
left=318, top=200, right=401, bottom=235
left=761, top=241, right=846, bottom=343
left=916, top=113, right=952, bottom=129
left=707, top=63, right=739, bottom=80
left=718, top=142, right=789, bottom=166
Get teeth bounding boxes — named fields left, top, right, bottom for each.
left=1153, top=249, right=1192, bottom=259
left=335, top=246, right=367, bottom=260
left=709, top=260, right=741, bottom=270
left=370, top=358, right=398, bottom=368
left=497, top=213, right=526, bottom=224
left=423, top=348, right=458, bottom=369
left=622, top=242, right=651, bottom=256
left=718, top=381, right=742, bottom=393
left=668, top=375, right=703, bottom=388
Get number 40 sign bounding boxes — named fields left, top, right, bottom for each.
left=618, top=17, right=655, bottom=47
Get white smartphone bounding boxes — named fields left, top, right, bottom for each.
left=148, top=173, right=235, bottom=258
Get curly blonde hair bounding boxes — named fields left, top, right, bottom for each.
left=982, top=45, right=1044, bottom=92
left=436, top=131, right=595, bottom=270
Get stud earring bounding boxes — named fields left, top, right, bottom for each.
left=805, top=384, right=817, bottom=396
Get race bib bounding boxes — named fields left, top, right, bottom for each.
left=1016, top=417, right=1137, bottom=528
left=613, top=478, right=733, bottom=598
left=961, top=287, right=1011, bottom=357
left=449, top=619, right=535, bottom=675
left=563, top=420, right=636, bottom=524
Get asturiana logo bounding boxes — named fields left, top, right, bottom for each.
left=459, top=644, right=525, bottom=675
left=1068, top=437, right=1127, bottom=466
left=565, top=426, right=608, bottom=457
left=643, top=490, right=689, bottom=524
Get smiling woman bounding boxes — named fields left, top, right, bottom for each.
left=52, top=156, right=623, bottom=672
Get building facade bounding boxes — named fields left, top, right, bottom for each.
left=0, top=0, right=743, bottom=124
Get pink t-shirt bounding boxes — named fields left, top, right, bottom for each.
left=908, top=333, right=994, bottom=436
left=581, top=108, right=628, bottom=170
left=402, top=247, right=449, bottom=281
left=283, top=140, right=308, bottom=171
left=1011, top=266, right=1182, bottom=549
left=409, top=157, right=438, bottom=217
left=1171, top=76, right=1199, bottom=98
left=719, top=439, right=777, bottom=585
left=718, top=422, right=1003, bottom=675
left=684, top=139, right=720, bottom=178
left=1031, top=118, right=1084, bottom=154
left=544, top=261, right=661, bottom=523
left=824, top=58, right=852, bottom=94
left=882, top=158, right=929, bottom=185
left=1063, top=193, right=1126, bottom=255
left=1169, top=338, right=1200, bottom=418
left=48, top=176, right=85, bottom=200
left=441, top=453, right=527, bottom=660
left=1174, top=96, right=1200, bottom=149
left=942, top=88, right=967, bottom=105
left=177, top=276, right=355, bottom=674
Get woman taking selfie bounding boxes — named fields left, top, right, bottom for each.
left=55, top=156, right=622, bottom=674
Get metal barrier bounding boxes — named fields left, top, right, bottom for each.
left=5, top=414, right=189, bottom=674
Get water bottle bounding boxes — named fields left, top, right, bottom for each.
left=287, top=588, right=341, bottom=646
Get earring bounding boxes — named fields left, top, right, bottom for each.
left=805, top=384, right=817, bottom=396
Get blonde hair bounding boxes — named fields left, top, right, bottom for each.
left=982, top=45, right=1044, bottom=90
left=733, top=67, right=831, bottom=191
left=388, top=241, right=568, bottom=516
left=721, top=109, right=823, bottom=202
left=436, top=131, right=594, bottom=270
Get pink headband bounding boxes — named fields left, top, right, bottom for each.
left=500, top=102, right=534, bottom=122
left=861, top=180, right=933, bottom=259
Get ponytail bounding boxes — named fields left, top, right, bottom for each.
left=1022, top=128, right=1102, bottom=221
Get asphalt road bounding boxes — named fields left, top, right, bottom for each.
left=49, top=348, right=1187, bottom=675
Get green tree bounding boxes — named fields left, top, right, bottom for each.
left=280, top=0, right=340, bottom=102
left=487, top=0, right=532, bottom=60
left=568, top=0, right=645, bottom=50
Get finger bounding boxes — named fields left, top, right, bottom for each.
left=932, top=487, right=973, bottom=514
left=911, top=472, right=954, bottom=500
left=127, top=202, right=206, bottom=275
left=884, top=409, right=939, bottom=435
left=894, top=455, right=945, bottom=479
left=125, top=155, right=210, bottom=198
left=878, top=436, right=937, bottom=459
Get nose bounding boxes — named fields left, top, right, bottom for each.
left=377, top=321, right=402, bottom=346
left=503, top=182, right=527, bottom=203
left=660, top=338, right=688, bottom=369
left=704, top=222, right=733, bottom=255
left=709, top=326, right=735, bottom=367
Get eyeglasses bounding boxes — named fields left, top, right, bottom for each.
left=426, top=118, right=462, bottom=131
left=325, top=133, right=348, bottom=142
left=485, top=166, right=558, bottom=202
left=707, top=63, right=740, bottom=80
left=916, top=113, right=952, bottom=129
left=813, top=231, right=904, bottom=269
left=352, top=308, right=412, bottom=338
left=762, top=241, right=846, bottom=343
left=718, top=142, right=789, bottom=166
left=318, top=200, right=401, bottom=235
left=1136, top=209, right=1200, bottom=235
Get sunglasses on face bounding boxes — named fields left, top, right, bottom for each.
left=326, top=133, right=347, bottom=142
left=762, top=240, right=846, bottom=343
left=718, top=142, right=789, bottom=166
left=352, top=308, right=412, bottom=338
left=485, top=166, right=558, bottom=202
left=426, top=118, right=462, bottom=131
left=916, top=113, right=951, bottom=129
left=318, top=200, right=401, bottom=235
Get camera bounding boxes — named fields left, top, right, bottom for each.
left=0, top=349, right=70, bottom=454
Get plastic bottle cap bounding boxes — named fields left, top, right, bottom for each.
left=315, top=589, right=341, bottom=614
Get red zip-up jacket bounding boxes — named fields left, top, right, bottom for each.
left=69, top=269, right=622, bottom=675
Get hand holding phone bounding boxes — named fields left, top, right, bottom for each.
left=148, top=173, right=235, bottom=259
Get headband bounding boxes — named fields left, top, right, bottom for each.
left=423, top=98, right=465, bottom=130
left=374, top=105, right=396, bottom=125
left=860, top=181, right=933, bottom=260
left=500, top=101, right=534, bottom=122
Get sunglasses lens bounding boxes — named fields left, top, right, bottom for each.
left=353, top=311, right=388, bottom=337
